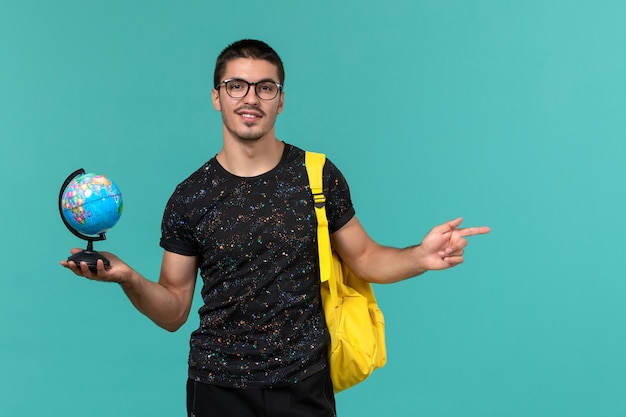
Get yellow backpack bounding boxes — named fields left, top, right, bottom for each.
left=305, top=151, right=387, bottom=393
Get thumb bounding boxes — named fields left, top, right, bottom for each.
left=446, top=217, right=463, bottom=229
left=432, top=217, right=462, bottom=233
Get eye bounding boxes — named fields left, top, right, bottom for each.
left=228, top=81, right=245, bottom=91
left=258, top=82, right=275, bottom=93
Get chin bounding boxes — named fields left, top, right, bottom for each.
left=236, top=127, right=270, bottom=142
left=224, top=121, right=270, bottom=142
left=237, top=128, right=263, bottom=139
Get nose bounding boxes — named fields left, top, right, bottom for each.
left=242, top=85, right=260, bottom=104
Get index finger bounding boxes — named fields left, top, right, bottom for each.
left=457, top=226, right=491, bottom=237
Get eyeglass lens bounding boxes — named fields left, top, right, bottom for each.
left=224, top=80, right=280, bottom=100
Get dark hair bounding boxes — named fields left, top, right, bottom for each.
left=213, top=39, right=285, bottom=88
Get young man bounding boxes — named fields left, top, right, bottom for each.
left=62, top=39, right=490, bottom=417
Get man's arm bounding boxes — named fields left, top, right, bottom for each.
left=331, top=216, right=490, bottom=284
left=61, top=250, right=198, bottom=332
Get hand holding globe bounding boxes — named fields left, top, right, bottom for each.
left=59, top=169, right=123, bottom=272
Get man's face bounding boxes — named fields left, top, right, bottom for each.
left=212, top=58, right=284, bottom=143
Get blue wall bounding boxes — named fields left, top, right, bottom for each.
left=2, top=1, right=625, bottom=416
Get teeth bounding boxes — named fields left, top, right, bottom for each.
left=242, top=114, right=257, bottom=119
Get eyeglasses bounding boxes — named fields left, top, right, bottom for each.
left=216, top=78, right=283, bottom=100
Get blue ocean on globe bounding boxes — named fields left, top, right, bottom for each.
left=61, top=173, right=123, bottom=236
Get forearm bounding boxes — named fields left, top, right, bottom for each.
left=119, top=271, right=192, bottom=332
left=348, top=244, right=428, bottom=284
left=62, top=250, right=197, bottom=331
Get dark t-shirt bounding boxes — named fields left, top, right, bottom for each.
left=160, top=143, right=355, bottom=388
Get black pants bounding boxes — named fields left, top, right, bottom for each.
left=187, top=370, right=336, bottom=417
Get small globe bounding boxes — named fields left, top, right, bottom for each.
left=61, top=173, right=123, bottom=236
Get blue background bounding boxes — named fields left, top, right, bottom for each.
left=2, top=1, right=625, bottom=416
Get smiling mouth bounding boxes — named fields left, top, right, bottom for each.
left=236, top=106, right=265, bottom=121
left=240, top=112, right=260, bottom=120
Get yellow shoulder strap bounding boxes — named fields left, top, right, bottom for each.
left=305, top=151, right=326, bottom=206
left=305, top=151, right=332, bottom=284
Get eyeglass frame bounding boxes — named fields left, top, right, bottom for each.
left=216, top=78, right=283, bottom=100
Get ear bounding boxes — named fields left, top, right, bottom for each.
left=212, top=89, right=222, bottom=111
left=276, top=91, right=285, bottom=115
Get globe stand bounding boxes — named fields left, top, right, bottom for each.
left=59, top=168, right=111, bottom=273
left=67, top=237, right=111, bottom=273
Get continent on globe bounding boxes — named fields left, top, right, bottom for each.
left=61, top=173, right=123, bottom=236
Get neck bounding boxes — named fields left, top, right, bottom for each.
left=216, top=137, right=285, bottom=177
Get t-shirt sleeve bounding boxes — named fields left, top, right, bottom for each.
left=323, top=157, right=356, bottom=233
left=159, top=184, right=201, bottom=256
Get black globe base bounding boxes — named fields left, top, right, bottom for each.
left=68, top=249, right=110, bottom=273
